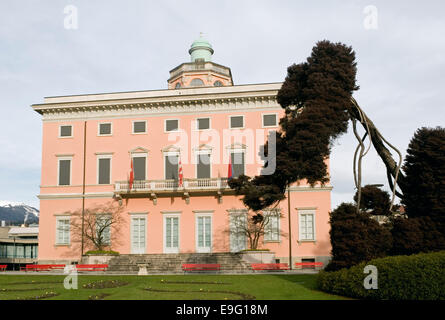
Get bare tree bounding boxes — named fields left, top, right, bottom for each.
left=69, top=201, right=125, bottom=252
left=229, top=209, right=285, bottom=250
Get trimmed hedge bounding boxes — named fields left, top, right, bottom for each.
left=317, top=251, right=445, bottom=300
left=84, top=250, right=119, bottom=256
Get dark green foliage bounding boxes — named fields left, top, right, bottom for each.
left=391, top=127, right=445, bottom=255
left=229, top=40, right=359, bottom=211
left=326, top=203, right=392, bottom=271
left=84, top=250, right=119, bottom=256
left=353, top=185, right=392, bottom=216
left=391, top=216, right=445, bottom=255
left=317, top=251, right=445, bottom=300
left=402, top=127, right=445, bottom=220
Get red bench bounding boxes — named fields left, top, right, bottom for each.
left=182, top=264, right=220, bottom=272
left=0, top=265, right=7, bottom=272
left=20, top=264, right=66, bottom=272
left=294, top=262, right=324, bottom=269
left=75, top=264, right=108, bottom=272
left=251, top=263, right=289, bottom=271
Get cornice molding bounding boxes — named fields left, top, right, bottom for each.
left=33, top=87, right=281, bottom=121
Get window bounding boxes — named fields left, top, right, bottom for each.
left=98, top=123, right=112, bottom=135
left=56, top=217, right=70, bottom=245
left=165, top=119, right=179, bottom=132
left=59, top=125, right=72, bottom=137
left=175, top=82, right=181, bottom=89
left=164, top=214, right=180, bottom=253
left=133, top=155, right=146, bottom=180
left=229, top=211, right=247, bottom=252
left=231, top=152, right=245, bottom=177
left=299, top=211, right=316, bottom=241
left=197, top=153, right=211, bottom=179
left=230, top=116, right=244, bottom=129
left=262, top=114, right=278, bottom=127
left=132, top=121, right=146, bottom=134
left=96, top=214, right=111, bottom=246
left=214, top=80, right=223, bottom=87
left=190, top=78, right=204, bottom=87
left=165, top=153, right=179, bottom=180
left=98, top=156, right=111, bottom=184
left=264, top=210, right=280, bottom=241
left=196, top=214, right=212, bottom=253
left=131, top=215, right=146, bottom=254
left=196, top=118, right=210, bottom=130
left=58, top=158, right=71, bottom=186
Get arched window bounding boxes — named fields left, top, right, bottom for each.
left=175, top=82, right=181, bottom=89
left=214, top=80, right=223, bottom=87
left=190, top=78, right=204, bottom=87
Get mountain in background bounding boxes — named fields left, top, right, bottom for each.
left=0, top=201, right=39, bottom=226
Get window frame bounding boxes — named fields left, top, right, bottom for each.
left=163, top=151, right=180, bottom=180
left=229, top=115, right=245, bottom=129
left=264, top=209, right=281, bottom=242
left=59, top=125, right=73, bottom=138
left=95, top=213, right=112, bottom=246
left=195, top=150, right=212, bottom=179
left=132, top=120, right=147, bottom=134
left=131, top=153, right=148, bottom=181
left=262, top=113, right=278, bottom=128
left=97, top=154, right=112, bottom=185
left=55, top=216, right=71, bottom=245
left=230, top=150, right=246, bottom=178
left=195, top=117, right=211, bottom=131
left=298, top=209, right=316, bottom=242
left=57, top=156, right=72, bottom=186
left=163, top=212, right=181, bottom=254
left=195, top=212, right=213, bottom=253
left=130, top=213, right=147, bottom=254
left=98, top=122, right=113, bottom=136
left=164, top=119, right=180, bottom=133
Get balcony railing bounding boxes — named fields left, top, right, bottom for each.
left=114, top=177, right=230, bottom=193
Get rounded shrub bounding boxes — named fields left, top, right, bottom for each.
left=317, top=251, right=445, bottom=300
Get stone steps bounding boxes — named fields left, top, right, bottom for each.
left=107, top=253, right=251, bottom=274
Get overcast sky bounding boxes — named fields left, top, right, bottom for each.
left=0, top=0, right=444, bottom=209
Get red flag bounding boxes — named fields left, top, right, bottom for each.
left=178, top=156, right=183, bottom=187
left=129, top=158, right=134, bottom=190
left=228, top=153, right=233, bottom=180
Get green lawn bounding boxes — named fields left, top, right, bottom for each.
left=0, top=274, right=348, bottom=300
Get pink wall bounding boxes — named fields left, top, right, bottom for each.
left=38, top=107, right=332, bottom=262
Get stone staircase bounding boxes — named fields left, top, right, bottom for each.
left=107, top=253, right=251, bottom=274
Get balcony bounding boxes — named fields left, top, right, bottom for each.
left=114, top=177, right=232, bottom=204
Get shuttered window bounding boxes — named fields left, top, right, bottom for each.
left=60, top=125, right=72, bottom=137
left=197, top=153, right=211, bottom=179
left=99, top=123, right=112, bottom=135
left=231, top=152, right=245, bottom=177
left=98, top=158, right=111, bottom=184
left=197, top=118, right=210, bottom=130
left=263, top=114, right=277, bottom=127
left=58, top=159, right=71, bottom=185
left=230, top=116, right=244, bottom=129
left=165, top=154, right=179, bottom=180
left=133, top=121, right=146, bottom=133
left=165, top=119, right=179, bottom=132
left=133, top=156, right=146, bottom=180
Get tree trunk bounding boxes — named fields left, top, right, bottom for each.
left=350, top=99, right=406, bottom=196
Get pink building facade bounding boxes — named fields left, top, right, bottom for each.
left=32, top=37, right=332, bottom=266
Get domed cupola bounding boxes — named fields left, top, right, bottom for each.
left=168, top=34, right=233, bottom=89
left=189, top=34, right=214, bottom=62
